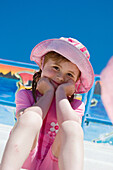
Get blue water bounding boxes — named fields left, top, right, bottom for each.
left=0, top=77, right=19, bottom=102
left=84, top=94, right=113, bottom=145
left=0, top=77, right=17, bottom=126
left=0, top=104, right=15, bottom=126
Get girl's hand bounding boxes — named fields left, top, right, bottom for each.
left=36, top=77, right=55, bottom=95
left=57, top=79, right=75, bottom=97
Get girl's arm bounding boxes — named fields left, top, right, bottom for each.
left=24, top=89, right=54, bottom=119
left=18, top=77, right=55, bottom=120
left=56, top=80, right=83, bottom=126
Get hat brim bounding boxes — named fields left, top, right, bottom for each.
left=30, top=39, right=94, bottom=94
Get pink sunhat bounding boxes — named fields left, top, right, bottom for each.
left=30, top=37, right=94, bottom=94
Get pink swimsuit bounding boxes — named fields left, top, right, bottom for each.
left=15, top=89, right=85, bottom=170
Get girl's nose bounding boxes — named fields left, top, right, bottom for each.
left=56, top=73, right=64, bottom=82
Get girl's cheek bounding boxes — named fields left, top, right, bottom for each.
left=65, top=76, right=74, bottom=83
left=41, top=69, right=55, bottom=78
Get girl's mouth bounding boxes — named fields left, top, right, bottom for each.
left=50, top=80, right=61, bottom=88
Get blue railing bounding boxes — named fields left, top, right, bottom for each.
left=0, top=58, right=38, bottom=70
left=82, top=76, right=113, bottom=127
left=82, top=77, right=96, bottom=128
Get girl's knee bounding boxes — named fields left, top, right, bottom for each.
left=18, top=111, right=42, bottom=131
left=60, top=120, right=83, bottom=140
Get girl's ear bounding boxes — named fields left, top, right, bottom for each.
left=40, top=56, right=45, bottom=69
left=76, top=71, right=81, bottom=82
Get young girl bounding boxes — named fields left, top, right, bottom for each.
left=0, top=37, right=94, bottom=170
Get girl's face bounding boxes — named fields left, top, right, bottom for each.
left=41, top=58, right=80, bottom=89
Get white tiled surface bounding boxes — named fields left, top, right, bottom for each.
left=0, top=124, right=26, bottom=170
left=84, top=141, right=113, bottom=170
left=0, top=123, right=113, bottom=170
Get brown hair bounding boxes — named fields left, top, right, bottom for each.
left=43, top=51, right=69, bottom=66
left=32, top=69, right=42, bottom=103
left=32, top=51, right=78, bottom=103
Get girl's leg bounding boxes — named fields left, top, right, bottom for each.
left=52, top=120, right=84, bottom=170
left=0, top=111, right=42, bottom=170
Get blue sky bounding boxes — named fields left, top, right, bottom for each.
left=0, top=0, right=113, bottom=74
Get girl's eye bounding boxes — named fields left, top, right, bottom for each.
left=53, top=66, right=59, bottom=71
left=67, top=73, right=74, bottom=77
